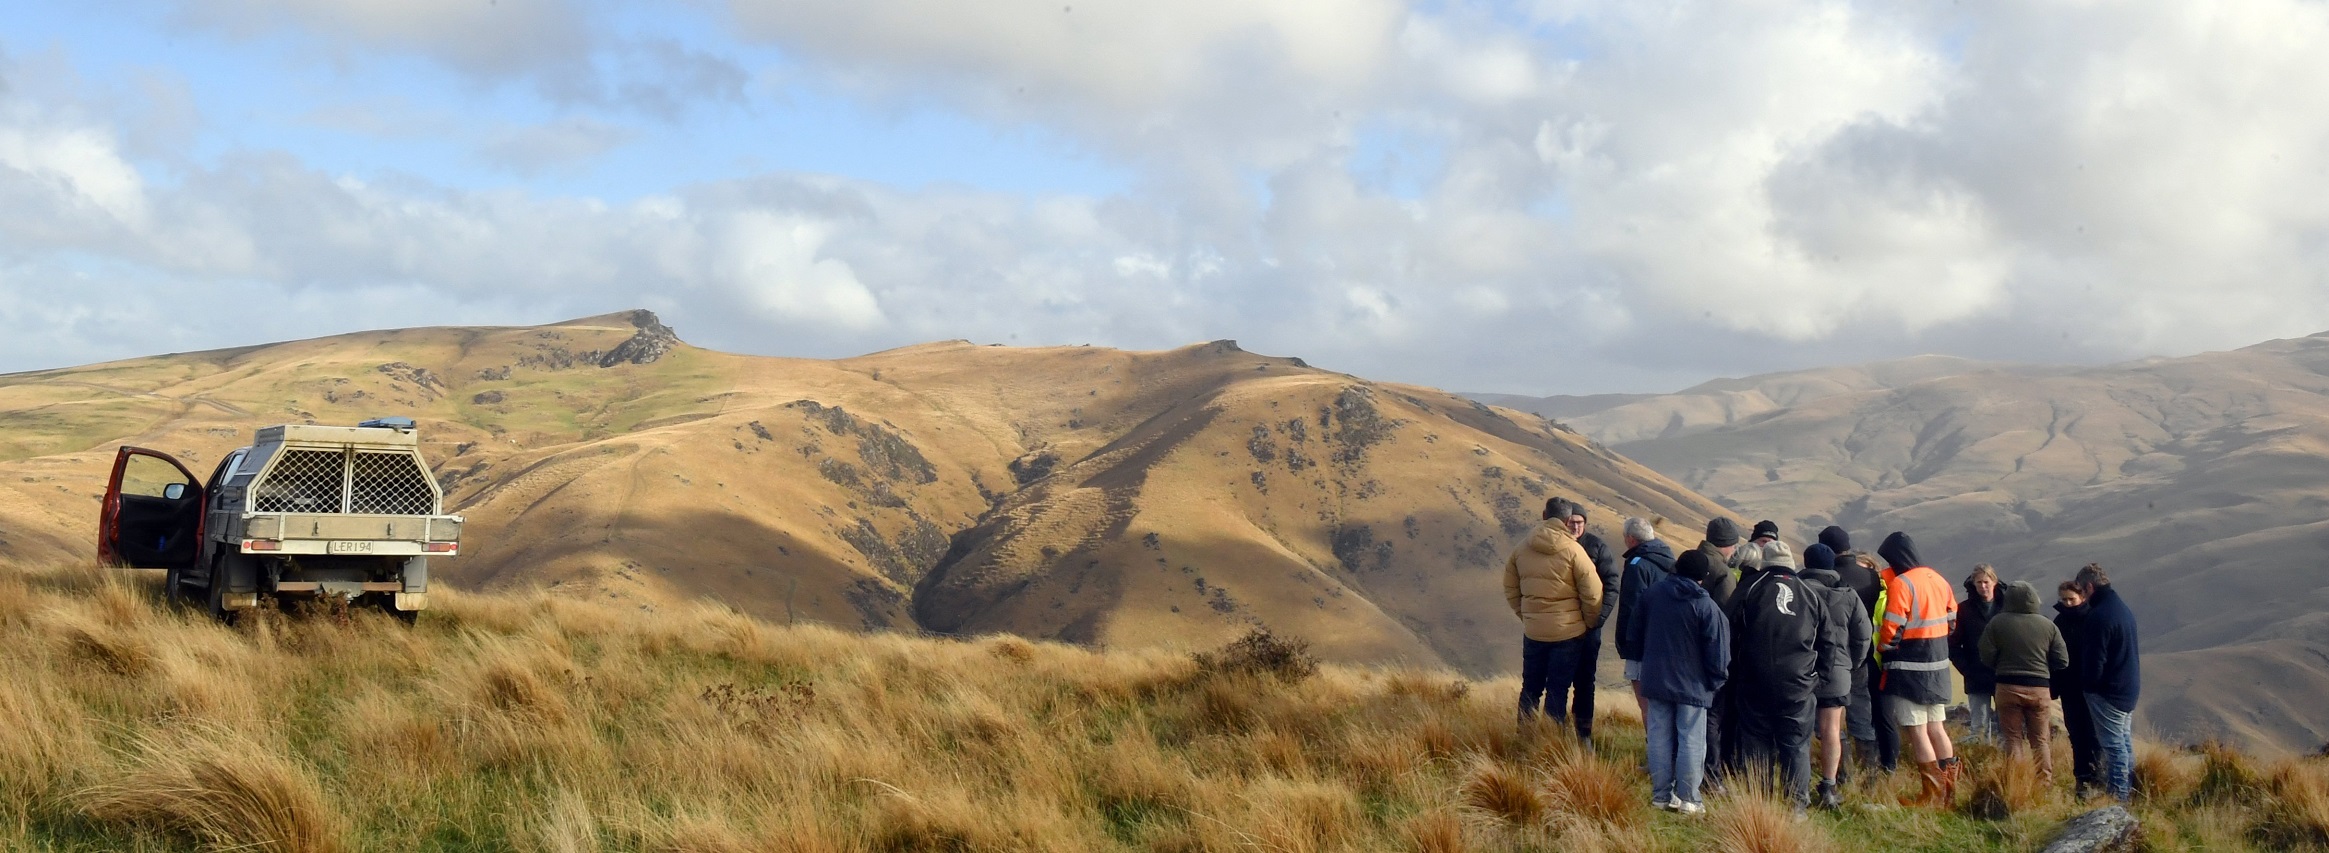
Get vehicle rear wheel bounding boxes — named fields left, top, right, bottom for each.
left=162, top=562, right=186, bottom=606
left=203, top=554, right=241, bottom=626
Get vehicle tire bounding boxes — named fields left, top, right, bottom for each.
left=204, top=553, right=241, bottom=626
left=162, top=562, right=186, bottom=606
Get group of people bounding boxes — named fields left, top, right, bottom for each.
left=1502, top=499, right=2142, bottom=817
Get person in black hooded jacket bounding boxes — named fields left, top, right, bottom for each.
left=1723, top=540, right=1828, bottom=813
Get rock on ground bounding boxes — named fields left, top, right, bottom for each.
left=2041, top=805, right=2139, bottom=853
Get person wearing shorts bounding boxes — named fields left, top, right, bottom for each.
left=1876, top=532, right=1960, bottom=807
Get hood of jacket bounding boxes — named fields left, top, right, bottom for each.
left=1799, top=565, right=1841, bottom=588
left=1626, top=538, right=1675, bottom=563
left=1526, top=522, right=1576, bottom=555
left=1878, top=532, right=1923, bottom=570
left=2003, top=581, right=2041, bottom=614
left=1818, top=526, right=1851, bottom=554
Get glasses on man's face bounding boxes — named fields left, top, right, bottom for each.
left=1566, top=517, right=1586, bottom=528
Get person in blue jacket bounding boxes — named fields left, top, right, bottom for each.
left=2071, top=563, right=2139, bottom=801
left=1614, top=516, right=1677, bottom=720
left=1639, top=548, right=1731, bottom=815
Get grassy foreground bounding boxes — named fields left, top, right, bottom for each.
left=1, top=563, right=2325, bottom=852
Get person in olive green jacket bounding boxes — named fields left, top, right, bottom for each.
left=1979, top=581, right=2070, bottom=782
left=1505, top=498, right=1605, bottom=728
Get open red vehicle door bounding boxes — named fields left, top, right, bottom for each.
left=98, top=446, right=204, bottom=571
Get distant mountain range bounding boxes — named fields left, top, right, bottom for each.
left=1477, top=335, right=2329, bottom=752
left=0, top=311, right=1722, bottom=677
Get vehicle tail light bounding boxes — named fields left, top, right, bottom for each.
left=243, top=539, right=282, bottom=552
left=424, top=542, right=457, bottom=553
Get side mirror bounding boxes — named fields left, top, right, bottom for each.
left=164, top=483, right=187, bottom=501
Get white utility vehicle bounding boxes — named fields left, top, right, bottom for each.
left=99, top=417, right=461, bottom=622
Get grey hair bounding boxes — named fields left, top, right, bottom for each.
left=1731, top=541, right=1763, bottom=568
left=1624, top=517, right=1658, bottom=542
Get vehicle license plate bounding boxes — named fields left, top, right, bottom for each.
left=328, top=541, right=373, bottom=554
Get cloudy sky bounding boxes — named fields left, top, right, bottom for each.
left=5, top=1, right=2328, bottom=394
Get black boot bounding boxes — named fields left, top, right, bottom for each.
left=1817, top=779, right=1843, bottom=810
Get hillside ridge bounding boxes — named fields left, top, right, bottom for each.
left=0, top=311, right=1725, bottom=678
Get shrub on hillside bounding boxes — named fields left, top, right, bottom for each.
left=1192, top=628, right=1318, bottom=683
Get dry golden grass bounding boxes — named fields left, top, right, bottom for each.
left=2136, top=743, right=2200, bottom=804
left=77, top=725, right=347, bottom=853
left=2193, top=740, right=2270, bottom=806
left=1961, top=751, right=2053, bottom=821
left=1706, top=786, right=1835, bottom=853
left=2254, top=760, right=2329, bottom=848
left=0, top=560, right=2302, bottom=852
left=1544, top=749, right=1644, bottom=828
left=1461, top=757, right=1545, bottom=825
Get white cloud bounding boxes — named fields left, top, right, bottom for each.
left=10, top=0, right=2329, bottom=396
left=715, top=211, right=886, bottom=330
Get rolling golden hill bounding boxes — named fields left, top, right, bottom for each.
left=0, top=311, right=1723, bottom=675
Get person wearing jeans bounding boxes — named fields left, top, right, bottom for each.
left=2071, top=564, right=2140, bottom=801
left=1640, top=548, right=1730, bottom=813
left=1504, top=499, right=1605, bottom=727
left=2089, top=697, right=2137, bottom=799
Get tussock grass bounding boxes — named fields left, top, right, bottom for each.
left=1706, top=791, right=1833, bottom=853
left=1962, top=752, right=2052, bottom=821
left=0, top=560, right=2307, bottom=851
left=2136, top=743, right=2200, bottom=804
left=2254, top=760, right=2329, bottom=848
left=1461, top=757, right=1545, bottom=825
left=77, top=725, right=347, bottom=853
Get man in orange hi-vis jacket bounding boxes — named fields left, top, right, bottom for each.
left=1875, top=532, right=1959, bottom=807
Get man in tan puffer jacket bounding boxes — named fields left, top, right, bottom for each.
left=1506, top=498, right=1605, bottom=727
